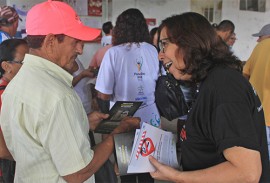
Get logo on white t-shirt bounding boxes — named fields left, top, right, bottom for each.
left=149, top=112, right=160, bottom=127
left=134, top=57, right=145, bottom=81
left=136, top=57, right=143, bottom=72
left=137, top=85, right=144, bottom=95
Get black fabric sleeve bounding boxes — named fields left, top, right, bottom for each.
left=212, top=102, right=260, bottom=154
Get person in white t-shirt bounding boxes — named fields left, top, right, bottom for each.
left=95, top=8, right=160, bottom=183
left=101, top=21, right=113, bottom=47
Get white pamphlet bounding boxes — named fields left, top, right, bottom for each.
left=127, top=122, right=179, bottom=173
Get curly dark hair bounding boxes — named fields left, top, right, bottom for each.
left=112, top=8, right=151, bottom=46
left=159, top=12, right=242, bottom=82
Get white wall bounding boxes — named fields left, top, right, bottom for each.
left=0, top=0, right=6, bottom=6
left=112, top=0, right=190, bottom=30
left=222, top=0, right=270, bottom=61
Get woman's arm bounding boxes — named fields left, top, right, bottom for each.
left=150, top=146, right=261, bottom=183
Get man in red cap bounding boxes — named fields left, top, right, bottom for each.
left=0, top=1, right=140, bottom=182
left=0, top=6, right=21, bottom=43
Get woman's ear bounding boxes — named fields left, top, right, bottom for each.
left=1, top=61, right=11, bottom=73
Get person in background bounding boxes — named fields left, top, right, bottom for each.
left=101, top=21, right=113, bottom=47
left=90, top=21, right=114, bottom=70
left=95, top=8, right=160, bottom=183
left=212, top=19, right=235, bottom=46
left=0, top=1, right=140, bottom=182
left=226, top=32, right=237, bottom=48
left=251, top=23, right=270, bottom=42
left=89, top=44, right=112, bottom=68
left=71, top=58, right=95, bottom=114
left=0, top=38, right=28, bottom=183
left=243, top=24, right=270, bottom=162
left=150, top=27, right=159, bottom=48
left=149, top=12, right=270, bottom=182
left=88, top=44, right=112, bottom=118
left=149, top=27, right=165, bottom=75
left=0, top=6, right=21, bottom=43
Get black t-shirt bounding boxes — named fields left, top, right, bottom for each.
left=180, top=66, right=270, bottom=182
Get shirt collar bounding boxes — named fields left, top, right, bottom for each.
left=23, top=54, right=73, bottom=87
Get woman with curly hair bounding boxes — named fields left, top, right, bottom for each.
left=95, top=8, right=160, bottom=183
left=149, top=12, right=270, bottom=183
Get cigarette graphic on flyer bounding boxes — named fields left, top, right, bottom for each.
left=127, top=122, right=179, bottom=173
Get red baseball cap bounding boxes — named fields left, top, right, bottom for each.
left=26, top=0, right=101, bottom=41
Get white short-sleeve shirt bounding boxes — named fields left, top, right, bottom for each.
left=101, top=35, right=112, bottom=47
left=95, top=42, right=161, bottom=126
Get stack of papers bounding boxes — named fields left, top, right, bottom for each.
left=114, top=122, right=179, bottom=175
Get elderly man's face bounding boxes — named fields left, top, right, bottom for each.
left=54, top=35, right=84, bottom=72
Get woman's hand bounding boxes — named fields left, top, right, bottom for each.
left=149, top=155, right=180, bottom=182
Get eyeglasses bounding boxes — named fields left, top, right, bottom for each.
left=158, top=38, right=171, bottom=53
left=7, top=60, right=23, bottom=65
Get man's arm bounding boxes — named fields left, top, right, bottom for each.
left=149, top=146, right=261, bottom=183
left=96, top=92, right=111, bottom=113
left=72, top=68, right=95, bottom=87
left=89, top=50, right=99, bottom=68
left=0, top=128, right=13, bottom=160
left=63, top=116, right=140, bottom=183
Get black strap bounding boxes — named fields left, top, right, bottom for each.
left=158, top=61, right=163, bottom=76
left=0, top=85, right=6, bottom=90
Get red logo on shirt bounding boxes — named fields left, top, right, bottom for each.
left=180, top=127, right=187, bottom=141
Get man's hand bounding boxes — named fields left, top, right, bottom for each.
left=80, top=68, right=95, bottom=78
left=88, top=111, right=109, bottom=131
left=112, top=117, right=140, bottom=134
